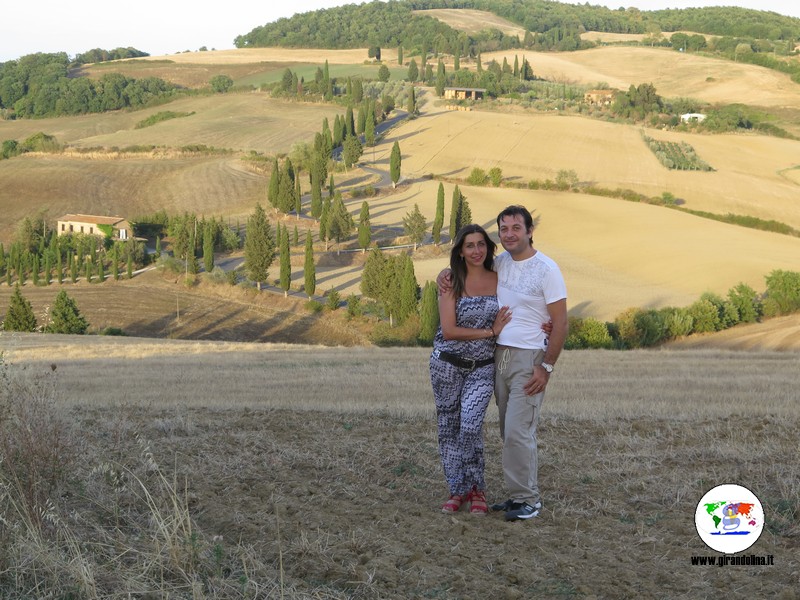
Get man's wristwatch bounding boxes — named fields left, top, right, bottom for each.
left=540, top=362, right=554, bottom=374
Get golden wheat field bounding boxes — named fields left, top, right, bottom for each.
left=1, top=334, right=798, bottom=598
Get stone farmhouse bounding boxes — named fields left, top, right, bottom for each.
left=583, top=89, right=616, bottom=105
left=443, top=87, right=487, bottom=101
left=56, top=214, right=132, bottom=240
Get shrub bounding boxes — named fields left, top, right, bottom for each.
left=488, top=167, right=503, bottom=187
left=306, top=300, right=324, bottom=313
left=762, top=269, right=800, bottom=317
left=662, top=307, right=693, bottom=338
left=467, top=167, right=488, bottom=186
left=99, top=327, right=127, bottom=336
left=727, top=282, right=762, bottom=323
left=688, top=298, right=720, bottom=333
left=346, top=294, right=362, bottom=318
left=326, top=289, right=341, bottom=311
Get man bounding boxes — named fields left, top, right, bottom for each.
left=438, top=205, right=568, bottom=522
left=490, top=205, right=567, bottom=521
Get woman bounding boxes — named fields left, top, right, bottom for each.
left=430, top=224, right=511, bottom=515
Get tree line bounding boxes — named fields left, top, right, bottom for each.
left=234, top=0, right=799, bottom=57
left=0, top=52, right=176, bottom=119
left=567, top=271, right=800, bottom=350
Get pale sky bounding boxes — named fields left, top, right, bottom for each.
left=1, top=0, right=798, bottom=63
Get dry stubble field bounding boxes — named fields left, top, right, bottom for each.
left=1, top=334, right=798, bottom=598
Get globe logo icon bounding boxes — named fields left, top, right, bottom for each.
left=695, top=484, right=764, bottom=554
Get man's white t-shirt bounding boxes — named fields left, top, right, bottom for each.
left=494, top=250, right=567, bottom=350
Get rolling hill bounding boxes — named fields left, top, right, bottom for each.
left=2, top=40, right=800, bottom=345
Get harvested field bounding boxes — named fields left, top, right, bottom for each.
left=413, top=8, right=527, bottom=38
left=483, top=46, right=800, bottom=108
left=1, top=336, right=798, bottom=597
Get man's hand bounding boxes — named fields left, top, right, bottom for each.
left=523, top=366, right=550, bottom=396
left=436, top=268, right=453, bottom=296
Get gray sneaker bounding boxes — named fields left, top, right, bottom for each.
left=490, top=498, right=514, bottom=512
left=504, top=501, right=542, bottom=521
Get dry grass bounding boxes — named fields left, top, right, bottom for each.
left=413, top=9, right=527, bottom=38
left=483, top=45, right=800, bottom=109
left=1, top=338, right=798, bottom=598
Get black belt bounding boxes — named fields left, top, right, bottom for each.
left=433, top=349, right=494, bottom=370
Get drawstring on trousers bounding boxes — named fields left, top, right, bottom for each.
left=497, top=347, right=510, bottom=374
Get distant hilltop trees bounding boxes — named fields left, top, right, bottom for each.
left=235, top=0, right=800, bottom=57
left=0, top=53, right=175, bottom=119
left=73, top=47, right=150, bottom=65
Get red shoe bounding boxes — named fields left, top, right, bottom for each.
left=468, top=487, right=488, bottom=515
left=442, top=494, right=464, bottom=513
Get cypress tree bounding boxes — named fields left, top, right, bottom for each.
left=294, top=173, right=302, bottom=217
left=244, top=203, right=276, bottom=291
left=268, top=157, right=281, bottom=208
left=397, top=256, right=418, bottom=325
left=304, top=231, right=316, bottom=298
left=155, top=235, right=162, bottom=259
left=3, top=284, right=37, bottom=332
left=356, top=105, right=366, bottom=134
left=342, top=133, right=362, bottom=169
left=46, top=290, right=89, bottom=334
left=333, top=114, right=343, bottom=148
left=56, top=249, right=64, bottom=284
left=111, top=245, right=119, bottom=281
left=319, top=196, right=331, bottom=251
left=449, top=185, right=462, bottom=241
left=476, top=52, right=483, bottom=73
left=323, top=60, right=332, bottom=100
left=321, top=117, right=332, bottom=157
left=32, top=254, right=40, bottom=286
left=361, top=248, right=387, bottom=300
left=279, top=224, right=291, bottom=297
left=85, top=258, right=92, bottom=283
left=44, top=254, right=51, bottom=285
left=327, top=192, right=354, bottom=253
left=126, top=249, right=133, bottom=280
left=436, top=59, right=446, bottom=96
left=407, top=58, right=418, bottom=83
left=329, top=174, right=335, bottom=199
left=454, top=53, right=460, bottom=71
left=514, top=54, right=520, bottom=78
left=279, top=160, right=295, bottom=213
left=365, top=103, right=375, bottom=147
left=406, top=86, right=416, bottom=114
left=418, top=281, right=440, bottom=344
left=345, top=106, right=355, bottom=137
left=97, top=256, right=105, bottom=282
left=311, top=171, right=323, bottom=218
left=390, top=141, right=401, bottom=188
left=71, top=254, right=78, bottom=283
left=203, top=221, right=215, bottom=272
left=403, top=203, right=427, bottom=251
left=358, top=201, right=371, bottom=252
left=0, top=242, right=5, bottom=280
left=398, top=45, right=403, bottom=65
left=432, top=182, right=445, bottom=244
left=353, top=78, right=363, bottom=103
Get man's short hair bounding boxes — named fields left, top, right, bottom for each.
left=497, top=205, right=533, bottom=244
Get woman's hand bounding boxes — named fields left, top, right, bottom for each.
left=541, top=319, right=553, bottom=337
left=492, top=306, right=512, bottom=336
